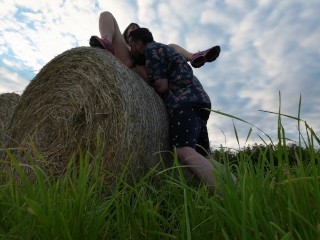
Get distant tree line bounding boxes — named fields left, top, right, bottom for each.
left=211, top=143, right=320, bottom=166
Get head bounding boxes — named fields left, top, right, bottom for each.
left=123, top=23, right=140, bottom=44
left=128, top=27, right=154, bottom=65
left=129, top=27, right=154, bottom=44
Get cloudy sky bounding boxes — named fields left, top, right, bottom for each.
left=1, top=0, right=319, bottom=150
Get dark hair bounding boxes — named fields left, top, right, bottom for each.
left=129, top=28, right=154, bottom=44
left=123, top=23, right=140, bottom=43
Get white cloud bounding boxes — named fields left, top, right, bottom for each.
left=2, top=58, right=24, bottom=70
left=0, top=0, right=16, bottom=17
left=137, top=0, right=157, bottom=25
left=0, top=67, right=29, bottom=93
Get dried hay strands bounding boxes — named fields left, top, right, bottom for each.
left=0, top=92, right=20, bottom=144
left=5, top=47, right=169, bottom=181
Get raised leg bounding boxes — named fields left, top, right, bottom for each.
left=98, top=11, right=134, bottom=68
left=168, top=43, right=193, bottom=61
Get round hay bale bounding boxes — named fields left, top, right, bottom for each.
left=0, top=92, right=20, bottom=144
left=5, top=47, right=169, bottom=182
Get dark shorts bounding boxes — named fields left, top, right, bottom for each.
left=169, top=105, right=211, bottom=156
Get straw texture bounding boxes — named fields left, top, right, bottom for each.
left=0, top=93, right=20, bottom=145
left=5, top=47, right=169, bottom=180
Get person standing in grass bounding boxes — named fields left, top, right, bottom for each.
left=128, top=27, right=218, bottom=191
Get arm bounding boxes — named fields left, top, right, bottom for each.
left=153, top=78, right=169, bottom=94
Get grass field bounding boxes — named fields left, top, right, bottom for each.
left=1, top=107, right=319, bottom=239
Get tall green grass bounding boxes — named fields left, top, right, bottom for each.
left=1, top=100, right=319, bottom=239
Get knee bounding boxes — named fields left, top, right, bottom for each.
left=100, top=11, right=113, bottom=19
left=175, top=146, right=195, bottom=163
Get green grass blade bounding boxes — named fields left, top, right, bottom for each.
left=232, top=120, right=240, bottom=149
left=183, top=189, right=191, bottom=240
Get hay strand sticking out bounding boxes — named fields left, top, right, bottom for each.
left=0, top=92, right=20, bottom=144
left=6, top=47, right=169, bottom=180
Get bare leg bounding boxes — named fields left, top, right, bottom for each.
left=176, top=146, right=216, bottom=191
left=98, top=11, right=134, bottom=68
left=168, top=43, right=193, bottom=61
left=169, top=43, right=221, bottom=68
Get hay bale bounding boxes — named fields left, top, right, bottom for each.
left=0, top=92, right=20, bottom=144
left=5, top=47, right=169, bottom=181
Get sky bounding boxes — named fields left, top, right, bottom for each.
left=0, top=0, right=319, bottom=150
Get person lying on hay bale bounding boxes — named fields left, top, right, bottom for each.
left=89, top=11, right=220, bottom=80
